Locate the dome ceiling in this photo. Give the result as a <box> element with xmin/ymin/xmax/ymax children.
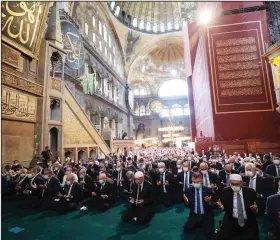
<box><xmin>108</xmin><ymin>1</ymin><xmax>197</xmax><ymax>34</ymax></box>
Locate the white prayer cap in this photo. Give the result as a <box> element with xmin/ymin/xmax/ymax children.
<box><xmin>229</xmin><ymin>174</ymin><xmax>242</xmax><ymax>181</ymax></box>
<box><xmin>134</xmin><ymin>171</ymin><xmax>144</xmax><ymax>178</ymax></box>
<box><xmin>158</xmin><ymin>162</ymin><xmax>165</xmax><ymax>167</ymax></box>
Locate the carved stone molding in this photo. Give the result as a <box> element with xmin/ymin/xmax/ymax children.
<box><xmin>51</xmin><ymin>78</ymin><xmax>61</xmax><ymax>91</ymax></box>
<box><xmin>1</xmin><ymin>44</ymin><xmax>23</xmax><ymax>71</ymax></box>
<box><xmin>64</xmin><ymin>148</ymin><xmax>75</xmax><ymax>153</ymax></box>
<box><xmin>2</xmin><ymin>69</ymin><xmax>43</xmax><ymax>96</ymax></box>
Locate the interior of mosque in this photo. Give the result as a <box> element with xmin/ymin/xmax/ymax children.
<box><xmin>1</xmin><ymin>1</ymin><xmax>280</xmax><ymax>167</ymax></box>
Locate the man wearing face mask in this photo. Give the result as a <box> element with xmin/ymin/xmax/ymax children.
<box><xmin>13</xmin><ymin>168</ymin><xmax>29</xmax><ymax>200</ymax></box>
<box><xmin>172</xmin><ymin>160</ymin><xmax>183</xmax><ymax>178</ymax></box>
<box><xmin>238</xmin><ymin>158</ymin><xmax>250</xmax><ymax>174</ymax></box>
<box><xmin>123</xmin><ymin>171</ymin><xmax>135</xmax><ymax>199</ymax></box>
<box><xmin>242</xmin><ymin>163</ymin><xmax>266</xmax><ymax>215</ymax></box>
<box><xmin>266</xmin><ymin>154</ymin><xmax>280</xmax><ymax>177</ymax></box>
<box><xmin>52</xmin><ymin>163</ymin><xmax>65</xmax><ymax>184</ymax></box>
<box><xmin>54</xmin><ymin>173</ymin><xmax>83</xmax><ymax>214</ymax></box>
<box><xmin>219</xmin><ymin>164</ymin><xmax>237</xmax><ymax>190</ymax></box>
<box><xmin>89</xmin><ymin>173</ymin><xmax>115</xmax><ymax>211</ymax></box>
<box><xmin>176</xmin><ymin>161</ymin><xmax>193</xmax><ymax>201</ymax></box>
<box><xmin>227</xmin><ymin>157</ymin><xmax>241</xmax><ymax>172</ymax></box>
<box><xmin>78</xmin><ymin>169</ymin><xmax>93</xmax><ymax>198</ymax></box>
<box><xmin>61</xmin><ymin>167</ymin><xmax>78</xmax><ymax>187</ymax></box>
<box><xmin>113</xmin><ymin>162</ymin><xmax>127</xmax><ymax>199</ymax></box>
<box><xmin>183</xmin><ymin>173</ymin><xmax>216</xmax><ymax>239</ymax></box>
<box><xmin>20</xmin><ymin>167</ymin><xmax>46</xmax><ymax>209</ymax></box>
<box><xmin>156</xmin><ymin>162</ymin><xmax>175</xmax><ymax>207</ymax></box>
<box><xmin>39</xmin><ymin>169</ymin><xmax>60</xmax><ymax>209</ymax></box>
<box><xmin>199</xmin><ymin>162</ymin><xmax>219</xmax><ymax>195</ymax></box>
<box><xmin>217</xmin><ymin>174</ymin><xmax>259</xmax><ymax>240</ymax></box>
<box><xmin>121</xmin><ymin>171</ymin><xmax>155</xmax><ymax>225</ymax></box>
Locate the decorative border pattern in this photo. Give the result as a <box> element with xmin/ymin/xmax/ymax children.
<box><xmin>1</xmin><ymin>43</ymin><xmax>23</xmax><ymax>70</ymax></box>
<box><xmin>51</xmin><ymin>78</ymin><xmax>61</xmax><ymax>91</ymax></box>
<box><xmin>2</xmin><ymin>69</ymin><xmax>43</xmax><ymax>96</ymax></box>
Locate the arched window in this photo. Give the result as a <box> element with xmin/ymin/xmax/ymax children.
<box><xmin>167</xmin><ymin>22</ymin><xmax>172</xmax><ymax>30</ymax></box>
<box><xmin>174</xmin><ymin>21</ymin><xmax>180</xmax><ymax>30</ymax></box>
<box><xmin>132</xmin><ymin>18</ymin><xmax>138</xmax><ymax>27</ymax></box>
<box><xmin>158</xmin><ymin>79</ymin><xmax>188</xmax><ymax>98</ymax></box>
<box><xmin>171</xmin><ymin>104</ymin><xmax>183</xmax><ymax>116</ymax></box>
<box><xmin>85</xmin><ymin>22</ymin><xmax>88</xmax><ymax>35</ymax></box>
<box><xmin>153</xmin><ymin>24</ymin><xmax>158</xmax><ymax>33</ymax></box>
<box><xmin>99</xmin><ymin>21</ymin><xmax>102</xmax><ymax>35</ymax></box>
<box><xmin>146</xmin><ymin>22</ymin><xmax>151</xmax><ymax>31</ymax></box>
<box><xmin>92</xmin><ymin>16</ymin><xmax>96</xmax><ymax>27</ymax></box>
<box><xmin>160</xmin><ymin>106</ymin><xmax>170</xmax><ymax>118</ymax></box>
<box><xmin>134</xmin><ymin>89</ymin><xmax>139</xmax><ymax>95</ymax></box>
<box><xmin>139</xmin><ymin>20</ymin><xmax>144</xmax><ymax>30</ymax></box>
<box><xmin>160</xmin><ymin>23</ymin><xmax>165</xmax><ymax>32</ymax></box>
<box><xmin>103</xmin><ymin>24</ymin><xmax>107</xmax><ymax>42</ymax></box>
<box><xmin>140</xmin><ymin>105</ymin><xmax>146</xmax><ymax>116</ymax></box>
<box><xmin>115</xmin><ymin>6</ymin><xmax>120</xmax><ymax>16</ymax></box>
<box><xmin>134</xmin><ymin>103</ymin><xmax>139</xmax><ymax>115</ymax></box>
<box><xmin>110</xmin><ymin>2</ymin><xmax>115</xmax><ymax>10</ymax></box>
<box><xmin>184</xmin><ymin>104</ymin><xmax>190</xmax><ymax>115</ymax></box>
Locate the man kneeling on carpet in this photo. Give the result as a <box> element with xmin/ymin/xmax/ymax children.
<box><xmin>54</xmin><ymin>173</ymin><xmax>83</xmax><ymax>214</ymax></box>
<box><xmin>121</xmin><ymin>171</ymin><xmax>155</xmax><ymax>225</ymax></box>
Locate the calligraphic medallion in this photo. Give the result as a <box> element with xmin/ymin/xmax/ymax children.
<box><xmin>1</xmin><ymin>2</ymin><xmax>50</xmax><ymax>58</ymax></box>
<box><xmin>61</xmin><ymin>20</ymin><xmax>85</xmax><ymax>69</ymax></box>
<box><xmin>149</xmin><ymin>100</ymin><xmax>163</xmax><ymax>113</ymax></box>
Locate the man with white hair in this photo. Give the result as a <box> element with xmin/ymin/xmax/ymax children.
<box><xmin>89</xmin><ymin>173</ymin><xmax>115</xmax><ymax>211</ymax></box>
<box><xmin>121</xmin><ymin>171</ymin><xmax>155</xmax><ymax>225</ymax></box>
<box><xmin>156</xmin><ymin>162</ymin><xmax>175</xmax><ymax>207</ymax></box>
<box><xmin>61</xmin><ymin>167</ymin><xmax>78</xmax><ymax>187</ymax></box>
<box><xmin>217</xmin><ymin>174</ymin><xmax>259</xmax><ymax>240</ymax></box>
<box><xmin>242</xmin><ymin>163</ymin><xmax>266</xmax><ymax>215</ymax></box>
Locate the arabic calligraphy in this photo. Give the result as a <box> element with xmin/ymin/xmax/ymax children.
<box><xmin>61</xmin><ymin>21</ymin><xmax>85</xmax><ymax>69</ymax></box>
<box><xmin>1</xmin><ymin>2</ymin><xmax>45</xmax><ymax>52</ymax></box>
<box><xmin>2</xmin><ymin>86</ymin><xmax>37</xmax><ymax>122</ymax></box>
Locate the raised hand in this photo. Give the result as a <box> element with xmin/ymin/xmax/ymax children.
<box><xmin>250</xmin><ymin>202</ymin><xmax>258</xmax><ymax>212</ymax></box>
<box><xmin>217</xmin><ymin>199</ymin><xmax>224</xmax><ymax>209</ymax></box>
<box><xmin>204</xmin><ymin>195</ymin><xmax>212</xmax><ymax>202</ymax></box>
<box><xmin>183</xmin><ymin>194</ymin><xmax>189</xmax><ymax>204</ymax></box>
<box><xmin>130</xmin><ymin>198</ymin><xmax>135</xmax><ymax>204</ymax></box>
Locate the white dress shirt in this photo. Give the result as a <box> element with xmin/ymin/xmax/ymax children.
<box><xmin>249</xmin><ymin>175</ymin><xmax>257</xmax><ymax>191</ymax></box>
<box><xmin>203</xmin><ymin>173</ymin><xmax>211</xmax><ymax>187</ymax></box>
<box><xmin>183</xmin><ymin>171</ymin><xmax>189</xmax><ymax>190</ymax></box>
<box><xmin>233</xmin><ymin>188</ymin><xmax>247</xmax><ymax>220</ymax></box>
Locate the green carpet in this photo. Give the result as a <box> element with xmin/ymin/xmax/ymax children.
<box><xmin>1</xmin><ymin>201</ymin><xmax>268</xmax><ymax>240</ymax></box>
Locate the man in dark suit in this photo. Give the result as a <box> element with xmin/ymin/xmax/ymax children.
<box><xmin>121</xmin><ymin>171</ymin><xmax>155</xmax><ymax>225</ymax></box>
<box><xmin>122</xmin><ymin>171</ymin><xmax>134</xmax><ymax>199</ymax></box>
<box><xmin>217</xmin><ymin>174</ymin><xmax>259</xmax><ymax>240</ymax></box>
<box><xmin>54</xmin><ymin>173</ymin><xmax>83</xmax><ymax>214</ymax></box>
<box><xmin>228</xmin><ymin>157</ymin><xmax>241</xmax><ymax>172</ymax></box>
<box><xmin>199</xmin><ymin>162</ymin><xmax>219</xmax><ymax>196</ymax></box>
<box><xmin>266</xmin><ymin>154</ymin><xmax>280</xmax><ymax>177</ymax></box>
<box><xmin>218</xmin><ymin>164</ymin><xmax>237</xmax><ymax>189</ymax></box>
<box><xmin>78</xmin><ymin>168</ymin><xmax>93</xmax><ymax>198</ymax></box>
<box><xmin>89</xmin><ymin>173</ymin><xmax>115</xmax><ymax>211</ymax></box>
<box><xmin>242</xmin><ymin>163</ymin><xmax>266</xmax><ymax>215</ymax></box>
<box><xmin>155</xmin><ymin>162</ymin><xmax>176</xmax><ymax>207</ymax></box>
<box><xmin>39</xmin><ymin>168</ymin><xmax>60</xmax><ymax>209</ymax></box>
<box><xmin>266</xmin><ymin>193</ymin><xmax>280</xmax><ymax>239</ymax></box>
<box><xmin>183</xmin><ymin>173</ymin><xmax>216</xmax><ymax>239</ymax></box>
<box><xmin>172</xmin><ymin>160</ymin><xmax>183</xmax><ymax>178</ymax></box>
<box><xmin>112</xmin><ymin>161</ymin><xmax>127</xmax><ymax>199</ymax></box>
<box><xmin>52</xmin><ymin>163</ymin><xmax>64</xmax><ymax>184</ymax></box>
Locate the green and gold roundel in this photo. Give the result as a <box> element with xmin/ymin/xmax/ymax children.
<box><xmin>149</xmin><ymin>100</ymin><xmax>163</xmax><ymax>113</ymax></box>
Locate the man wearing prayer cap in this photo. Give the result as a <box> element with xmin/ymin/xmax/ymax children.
<box><xmin>217</xmin><ymin>173</ymin><xmax>259</xmax><ymax>240</ymax></box>
<box><xmin>121</xmin><ymin>171</ymin><xmax>155</xmax><ymax>225</ymax></box>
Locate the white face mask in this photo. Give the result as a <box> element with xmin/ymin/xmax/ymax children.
<box><xmin>20</xmin><ymin>173</ymin><xmax>26</xmax><ymax>177</ymax></box>
<box><xmin>116</xmin><ymin>167</ymin><xmax>121</xmax><ymax>171</ymax></box>
<box><xmin>273</xmin><ymin>159</ymin><xmax>280</xmax><ymax>165</ymax></box>
<box><xmin>177</xmin><ymin>165</ymin><xmax>182</xmax><ymax>169</ymax></box>
<box><xmin>192</xmin><ymin>183</ymin><xmax>202</xmax><ymax>189</ymax></box>
<box><xmin>27</xmin><ymin>174</ymin><xmax>33</xmax><ymax>178</ymax></box>
<box><xmin>99</xmin><ymin>179</ymin><xmax>105</xmax><ymax>184</ymax></box>
<box><xmin>201</xmin><ymin>170</ymin><xmax>208</xmax><ymax>175</ymax></box>
<box><xmin>231</xmin><ymin>186</ymin><xmax>241</xmax><ymax>192</ymax></box>
<box><xmin>158</xmin><ymin>168</ymin><xmax>164</xmax><ymax>173</ymax></box>
<box><xmin>210</xmin><ymin>169</ymin><xmax>216</xmax><ymax>174</ymax></box>
<box><xmin>246</xmin><ymin>171</ymin><xmax>254</xmax><ymax>177</ymax></box>
<box><xmin>43</xmin><ymin>175</ymin><xmax>49</xmax><ymax>179</ymax></box>
<box><xmin>183</xmin><ymin>167</ymin><xmax>189</xmax><ymax>172</ymax></box>
<box><xmin>66</xmin><ymin>181</ymin><xmax>71</xmax><ymax>185</ymax></box>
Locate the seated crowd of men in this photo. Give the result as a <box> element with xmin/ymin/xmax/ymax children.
<box><xmin>1</xmin><ymin>148</ymin><xmax>280</xmax><ymax>240</ymax></box>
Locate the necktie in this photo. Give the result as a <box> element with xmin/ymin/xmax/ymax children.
<box><xmin>204</xmin><ymin>174</ymin><xmax>209</xmax><ymax>187</ymax></box>
<box><xmin>196</xmin><ymin>189</ymin><xmax>201</xmax><ymax>215</ymax></box>
<box><xmin>277</xmin><ymin>167</ymin><xmax>280</xmax><ymax>176</ymax></box>
<box><xmin>226</xmin><ymin>174</ymin><xmax>230</xmax><ymax>186</ymax></box>
<box><xmin>136</xmin><ymin>184</ymin><xmax>140</xmax><ymax>202</ymax></box>
<box><xmin>237</xmin><ymin>192</ymin><xmax>245</xmax><ymax>227</ymax></box>
<box><xmin>184</xmin><ymin>172</ymin><xmax>188</xmax><ymax>191</ymax></box>
<box><xmin>249</xmin><ymin>178</ymin><xmax>253</xmax><ymax>189</ymax></box>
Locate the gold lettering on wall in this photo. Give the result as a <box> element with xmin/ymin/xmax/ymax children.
<box><xmin>216</xmin><ymin>37</ymin><xmax>256</xmax><ymax>47</ymax></box>
<box><xmin>2</xmin><ymin>85</ymin><xmax>37</xmax><ymax>122</ymax></box>
<box><xmin>216</xmin><ymin>45</ymin><xmax>257</xmax><ymax>55</ymax></box>
<box><xmin>219</xmin><ymin>69</ymin><xmax>261</xmax><ymax>80</ymax></box>
<box><xmin>218</xmin><ymin>62</ymin><xmax>259</xmax><ymax>71</ymax></box>
<box><xmin>1</xmin><ymin>2</ymin><xmax>49</xmax><ymax>58</ymax></box>
<box><xmin>1</xmin><ymin>43</ymin><xmax>23</xmax><ymax>70</ymax></box>
<box><xmin>221</xmin><ymin>87</ymin><xmax>263</xmax><ymax>97</ymax></box>
<box><xmin>220</xmin><ymin>79</ymin><xmax>262</xmax><ymax>89</ymax></box>
<box><xmin>217</xmin><ymin>53</ymin><xmax>258</xmax><ymax>63</ymax></box>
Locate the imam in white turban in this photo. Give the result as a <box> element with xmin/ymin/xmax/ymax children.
<box><xmin>229</xmin><ymin>174</ymin><xmax>242</xmax><ymax>181</ymax></box>
<box><xmin>134</xmin><ymin>171</ymin><xmax>144</xmax><ymax>178</ymax></box>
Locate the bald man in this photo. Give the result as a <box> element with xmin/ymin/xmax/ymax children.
<box><xmin>155</xmin><ymin>162</ymin><xmax>176</xmax><ymax>207</ymax></box>
<box><xmin>217</xmin><ymin>174</ymin><xmax>259</xmax><ymax>240</ymax></box>
<box><xmin>54</xmin><ymin>173</ymin><xmax>83</xmax><ymax>214</ymax></box>
<box><xmin>121</xmin><ymin>171</ymin><xmax>155</xmax><ymax>225</ymax></box>
<box><xmin>89</xmin><ymin>173</ymin><xmax>115</xmax><ymax>211</ymax></box>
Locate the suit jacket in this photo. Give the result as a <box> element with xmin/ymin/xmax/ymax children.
<box><xmin>94</xmin><ymin>181</ymin><xmax>115</xmax><ymax>202</ymax></box>
<box><xmin>219</xmin><ymin>170</ymin><xmax>238</xmax><ymax>185</ymax></box>
<box><xmin>55</xmin><ymin>168</ymin><xmax>65</xmax><ymax>183</ymax></box>
<box><xmin>42</xmin><ymin>176</ymin><xmax>60</xmax><ymax>199</ymax></box>
<box><xmin>28</xmin><ymin>174</ymin><xmax>46</xmax><ymax>196</ymax></box>
<box><xmin>266</xmin><ymin>164</ymin><xmax>279</xmax><ymax>177</ymax></box>
<box><xmin>204</xmin><ymin>171</ymin><xmax>219</xmax><ymax>186</ymax></box>
<box><xmin>184</xmin><ymin>186</ymin><xmax>215</xmax><ymax>216</ymax></box>
<box><xmin>177</xmin><ymin>171</ymin><xmax>193</xmax><ymax>186</ymax></box>
<box><xmin>131</xmin><ymin>180</ymin><xmax>154</xmax><ymax>206</ymax></box>
<box><xmin>220</xmin><ymin>186</ymin><xmax>258</xmax><ymax>223</ymax></box>
<box><xmin>266</xmin><ymin>194</ymin><xmax>280</xmax><ymax>217</ymax></box>
<box><xmin>242</xmin><ymin>174</ymin><xmax>265</xmax><ymax>196</ymax></box>
<box><xmin>156</xmin><ymin>171</ymin><xmax>176</xmax><ymax>192</ymax></box>
<box><xmin>62</xmin><ymin>182</ymin><xmax>83</xmax><ymax>203</ymax></box>
<box><xmin>78</xmin><ymin>174</ymin><xmax>93</xmax><ymax>193</ymax></box>
<box><xmin>112</xmin><ymin>170</ymin><xmax>127</xmax><ymax>187</ymax></box>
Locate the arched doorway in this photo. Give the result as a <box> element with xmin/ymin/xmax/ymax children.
<box><xmin>64</xmin><ymin>150</ymin><xmax>74</xmax><ymax>161</ymax></box>
<box><xmin>89</xmin><ymin>149</ymin><xmax>97</xmax><ymax>159</ymax></box>
<box><xmin>78</xmin><ymin>149</ymin><xmax>86</xmax><ymax>161</ymax></box>
<box><xmin>49</xmin><ymin>127</ymin><xmax>59</xmax><ymax>161</ymax></box>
